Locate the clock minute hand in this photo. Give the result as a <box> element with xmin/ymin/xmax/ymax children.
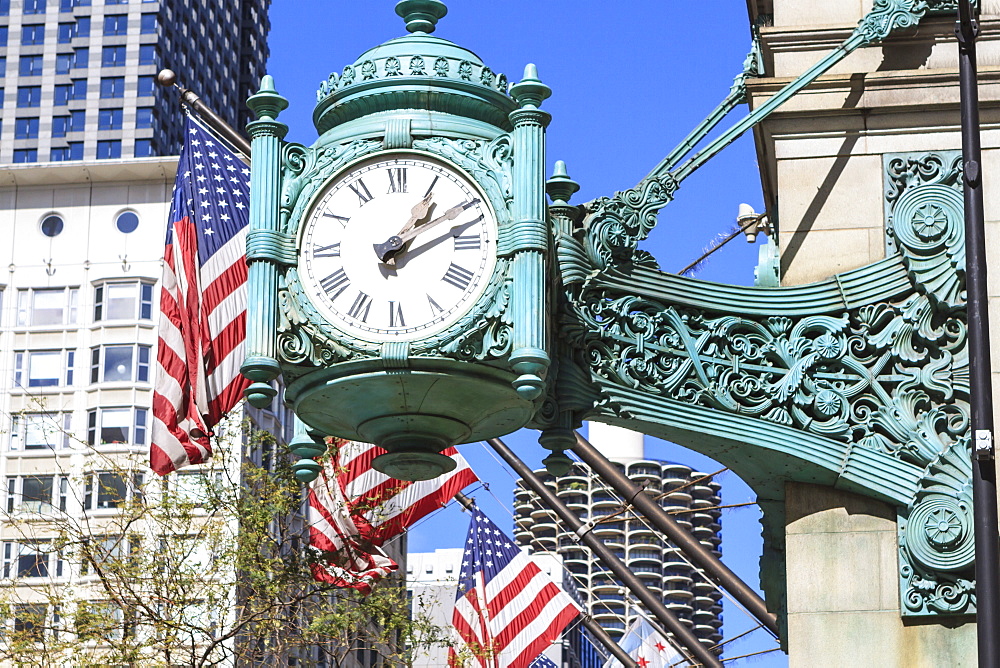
<box><xmin>373</xmin><ymin>198</ymin><xmax>480</xmax><ymax>262</ymax></box>
<box><xmin>399</xmin><ymin>198</ymin><xmax>479</xmax><ymax>243</ymax></box>
<box><xmin>395</xmin><ymin>191</ymin><xmax>434</xmax><ymax>238</ymax></box>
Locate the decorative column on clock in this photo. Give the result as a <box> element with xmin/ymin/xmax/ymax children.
<box><xmin>507</xmin><ymin>64</ymin><xmax>552</xmax><ymax>403</ymax></box>
<box><xmin>538</xmin><ymin>160</ymin><xmax>582</xmax><ymax>475</ymax></box>
<box><xmin>242</xmin><ymin>75</ymin><xmax>289</xmax><ymax>408</ymax></box>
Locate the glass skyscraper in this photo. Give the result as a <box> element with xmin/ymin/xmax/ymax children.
<box><xmin>0</xmin><ymin>0</ymin><xmax>269</xmax><ymax>164</ymax></box>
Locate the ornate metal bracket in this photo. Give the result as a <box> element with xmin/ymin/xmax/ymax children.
<box><xmin>552</xmin><ymin>151</ymin><xmax>973</xmax><ymax>620</ymax></box>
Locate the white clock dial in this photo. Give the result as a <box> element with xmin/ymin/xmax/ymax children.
<box><xmin>299</xmin><ymin>153</ymin><xmax>498</xmax><ymax>343</ymax></box>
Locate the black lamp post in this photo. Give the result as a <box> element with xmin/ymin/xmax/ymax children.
<box><xmin>956</xmin><ymin>2</ymin><xmax>1000</xmax><ymax>665</ymax></box>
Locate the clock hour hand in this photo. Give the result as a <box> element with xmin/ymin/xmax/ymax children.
<box><xmin>373</xmin><ymin>198</ymin><xmax>480</xmax><ymax>262</ymax></box>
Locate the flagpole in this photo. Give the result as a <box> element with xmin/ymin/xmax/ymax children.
<box><xmin>573</xmin><ymin>432</ymin><xmax>779</xmax><ymax>637</ymax></box>
<box><xmin>156</xmin><ymin>68</ymin><xmax>252</xmax><ymax>157</ymax></box>
<box><xmin>487</xmin><ymin>437</ymin><xmax>723</xmax><ymax>668</ymax></box>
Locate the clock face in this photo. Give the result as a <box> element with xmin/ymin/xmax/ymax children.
<box><xmin>299</xmin><ymin>153</ymin><xmax>498</xmax><ymax>343</ymax></box>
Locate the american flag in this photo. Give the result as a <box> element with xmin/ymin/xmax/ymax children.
<box><xmin>150</xmin><ymin>118</ymin><xmax>252</xmax><ymax>476</ymax></box>
<box><xmin>451</xmin><ymin>508</ymin><xmax>582</xmax><ymax>668</ymax></box>
<box><xmin>337</xmin><ymin>440</ymin><xmax>479</xmax><ymax>544</ymax></box>
<box><xmin>309</xmin><ymin>440</ymin><xmax>478</xmax><ymax>592</ymax></box>
<box><xmin>308</xmin><ymin>453</ymin><xmax>399</xmax><ymax>595</ymax></box>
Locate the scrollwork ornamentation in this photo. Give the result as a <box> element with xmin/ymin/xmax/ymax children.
<box><xmin>583</xmin><ymin>174</ymin><xmax>679</xmax><ymax>270</ymax></box>
<box><xmin>898</xmin><ymin>439</ymin><xmax>976</xmax><ymax>616</ymax></box>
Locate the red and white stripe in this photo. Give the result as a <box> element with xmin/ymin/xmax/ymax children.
<box><xmin>337</xmin><ymin>440</ymin><xmax>479</xmax><ymax>544</ymax></box>
<box><xmin>308</xmin><ymin>458</ymin><xmax>398</xmax><ymax>595</ymax></box>
<box><xmin>452</xmin><ymin>553</ymin><xmax>581</xmax><ymax>668</ymax></box>
<box><xmin>308</xmin><ymin>440</ymin><xmax>479</xmax><ymax>591</ymax></box>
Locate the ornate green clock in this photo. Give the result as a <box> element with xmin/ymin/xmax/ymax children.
<box><xmin>297</xmin><ymin>153</ymin><xmax>498</xmax><ymax>342</ymax></box>
<box><xmin>241</xmin><ymin>0</ymin><xmax>557</xmax><ymax>481</ymax></box>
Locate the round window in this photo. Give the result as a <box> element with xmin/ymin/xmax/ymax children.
<box><xmin>40</xmin><ymin>215</ymin><xmax>64</xmax><ymax>237</ymax></box>
<box><xmin>116</xmin><ymin>211</ymin><xmax>139</xmax><ymax>234</ymax></box>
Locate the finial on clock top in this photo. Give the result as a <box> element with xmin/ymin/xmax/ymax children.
<box><xmin>395</xmin><ymin>0</ymin><xmax>448</xmax><ymax>34</ymax></box>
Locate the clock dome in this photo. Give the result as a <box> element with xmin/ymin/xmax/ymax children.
<box><xmin>313</xmin><ymin>0</ymin><xmax>517</xmax><ymax>137</ymax></box>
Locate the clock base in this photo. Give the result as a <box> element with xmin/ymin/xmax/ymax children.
<box><xmin>285</xmin><ymin>358</ymin><xmax>537</xmax><ymax>481</ymax></box>
<box><xmin>372</xmin><ymin>450</ymin><xmax>457</xmax><ymax>481</ymax></box>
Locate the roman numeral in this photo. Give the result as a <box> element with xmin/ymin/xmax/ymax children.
<box><xmin>423</xmin><ymin>174</ymin><xmax>439</xmax><ymax>197</ymax></box>
<box><xmin>389</xmin><ymin>301</ymin><xmax>405</xmax><ymax>327</ymax></box>
<box><xmin>314</xmin><ymin>242</ymin><xmax>341</xmax><ymax>258</ymax></box>
<box><xmin>347</xmin><ymin>292</ymin><xmax>372</xmax><ymax>322</ymax></box>
<box><xmin>427</xmin><ymin>293</ymin><xmax>444</xmax><ymax>315</ymax></box>
<box><xmin>442</xmin><ymin>263</ymin><xmax>474</xmax><ymax>291</ymax></box>
<box><xmin>387</xmin><ymin>167</ymin><xmax>407</xmax><ymax>194</ymax></box>
<box><xmin>349</xmin><ymin>179</ymin><xmax>373</xmax><ymax>205</ymax></box>
<box><xmin>453</xmin><ymin>234</ymin><xmax>481</xmax><ymax>251</ymax></box>
<box><xmin>320</xmin><ymin>268</ymin><xmax>350</xmax><ymax>299</ymax></box>
<box><xmin>322</xmin><ymin>210</ymin><xmax>349</xmax><ymax>226</ymax></box>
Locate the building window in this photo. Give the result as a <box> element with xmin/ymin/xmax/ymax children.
<box><xmin>102</xmin><ymin>44</ymin><xmax>125</xmax><ymax>67</ymax></box>
<box><xmin>13</xmin><ymin>350</ymin><xmax>75</xmax><ymax>388</ymax></box>
<box><xmin>16</xmin><ymin>287</ymin><xmax>78</xmax><ymax>326</ymax></box>
<box><xmin>57</xmin><ymin>22</ymin><xmax>73</xmax><ymax>42</ymax></box>
<box><xmin>18</xmin><ymin>54</ymin><xmax>43</xmax><ymax>77</ymax></box>
<box><xmin>14</xmin><ymin>117</ymin><xmax>39</xmax><ymax>139</ymax></box>
<box><xmin>136</xmin><ymin>107</ymin><xmax>154</xmax><ymax>129</ymax></box>
<box><xmin>0</xmin><ymin>0</ymin><xmax>8</xmax><ymax>15</ymax></box>
<box><xmin>50</xmin><ymin>142</ymin><xmax>83</xmax><ymax>161</ymax></box>
<box><xmin>54</xmin><ymin>80</ymin><xmax>87</xmax><ymax>105</ymax></box>
<box><xmin>103</xmin><ymin>14</ymin><xmax>127</xmax><ymax>36</ymax></box>
<box><xmin>134</xmin><ymin>139</ymin><xmax>154</xmax><ymax>157</ymax></box>
<box><xmin>13</xmin><ymin>603</ymin><xmax>48</xmax><ymax>641</ymax></box>
<box><xmin>90</xmin><ymin>344</ymin><xmax>151</xmax><ymax>383</ymax></box>
<box><xmin>0</xmin><ymin>26</ymin><xmax>7</xmax><ymax>47</ymax></box>
<box><xmin>80</xmin><ymin>537</ymin><xmax>131</xmax><ymax>577</ymax></box>
<box><xmin>137</xmin><ymin>75</ymin><xmax>155</xmax><ymax>97</ymax></box>
<box><xmin>40</xmin><ymin>215</ymin><xmax>65</xmax><ymax>237</ymax></box>
<box><xmin>87</xmin><ymin>407</ymin><xmax>147</xmax><ymax>446</ymax></box>
<box><xmin>55</xmin><ymin>53</ymin><xmax>72</xmax><ymax>74</ymax></box>
<box><xmin>140</xmin><ymin>12</ymin><xmax>157</xmax><ymax>33</ymax></box>
<box><xmin>83</xmin><ymin>472</ymin><xmax>140</xmax><ymax>510</ymax></box>
<box><xmin>10</xmin><ymin>413</ymin><xmax>71</xmax><ymax>451</ymax></box>
<box><xmin>73</xmin><ymin>46</ymin><xmax>88</xmax><ymax>67</ymax></box>
<box><xmin>21</xmin><ymin>24</ymin><xmax>45</xmax><ymax>45</ymax></box>
<box><xmin>0</xmin><ymin>55</ymin><xmax>7</xmax><ymax>75</ymax></box>
<box><xmin>97</xmin><ymin>140</ymin><xmax>121</xmax><ymax>159</ymax></box>
<box><xmin>98</xmin><ymin>107</ymin><xmax>122</xmax><ymax>130</ymax></box>
<box><xmin>138</xmin><ymin>44</ymin><xmax>157</xmax><ymax>66</ymax></box>
<box><xmin>3</xmin><ymin>544</ymin><xmax>53</xmax><ymax>580</ymax></box>
<box><xmin>114</xmin><ymin>211</ymin><xmax>141</xmax><ymax>235</ymax></box>
<box><xmin>17</xmin><ymin>86</ymin><xmax>41</xmax><ymax>107</ymax></box>
<box><xmin>52</xmin><ymin>110</ymin><xmax>84</xmax><ymax>136</ymax></box>
<box><xmin>5</xmin><ymin>475</ymin><xmax>57</xmax><ymax>514</ymax></box>
<box><xmin>13</xmin><ymin>149</ymin><xmax>37</xmax><ymax>163</ymax></box>
<box><xmin>94</xmin><ymin>281</ymin><xmax>152</xmax><ymax>320</ymax></box>
<box><xmin>24</xmin><ymin>0</ymin><xmax>46</xmax><ymax>14</ymax></box>
<box><xmin>99</xmin><ymin>76</ymin><xmax>124</xmax><ymax>98</ymax></box>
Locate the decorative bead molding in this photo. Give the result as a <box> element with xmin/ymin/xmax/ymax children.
<box><xmin>317</xmin><ymin>53</ymin><xmax>509</xmax><ymax>102</ymax></box>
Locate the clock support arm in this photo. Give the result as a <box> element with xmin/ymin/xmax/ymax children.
<box><xmin>242</xmin><ymin>75</ymin><xmax>289</xmax><ymax>407</ymax></box>
<box><xmin>585</xmin><ymin>1</ymin><xmax>944</xmax><ymax>272</ymax></box>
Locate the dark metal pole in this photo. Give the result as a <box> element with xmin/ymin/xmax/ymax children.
<box><xmin>453</xmin><ymin>491</ymin><xmax>639</xmax><ymax>667</ymax></box>
<box><xmin>487</xmin><ymin>438</ymin><xmax>723</xmax><ymax>668</ymax></box>
<box><xmin>156</xmin><ymin>69</ymin><xmax>252</xmax><ymax>157</ymax></box>
<box><xmin>580</xmin><ymin>615</ymin><xmax>640</xmax><ymax>668</ymax></box>
<box><xmin>957</xmin><ymin>3</ymin><xmax>1000</xmax><ymax>666</ymax></box>
<box><xmin>572</xmin><ymin>433</ymin><xmax>779</xmax><ymax>637</ymax></box>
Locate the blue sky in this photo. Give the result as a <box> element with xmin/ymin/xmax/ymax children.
<box><xmin>267</xmin><ymin>1</ymin><xmax>784</xmax><ymax>665</ymax></box>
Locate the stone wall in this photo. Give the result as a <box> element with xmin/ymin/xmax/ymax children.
<box><xmin>747</xmin><ymin>3</ymin><xmax>995</xmax><ymax>664</ymax></box>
